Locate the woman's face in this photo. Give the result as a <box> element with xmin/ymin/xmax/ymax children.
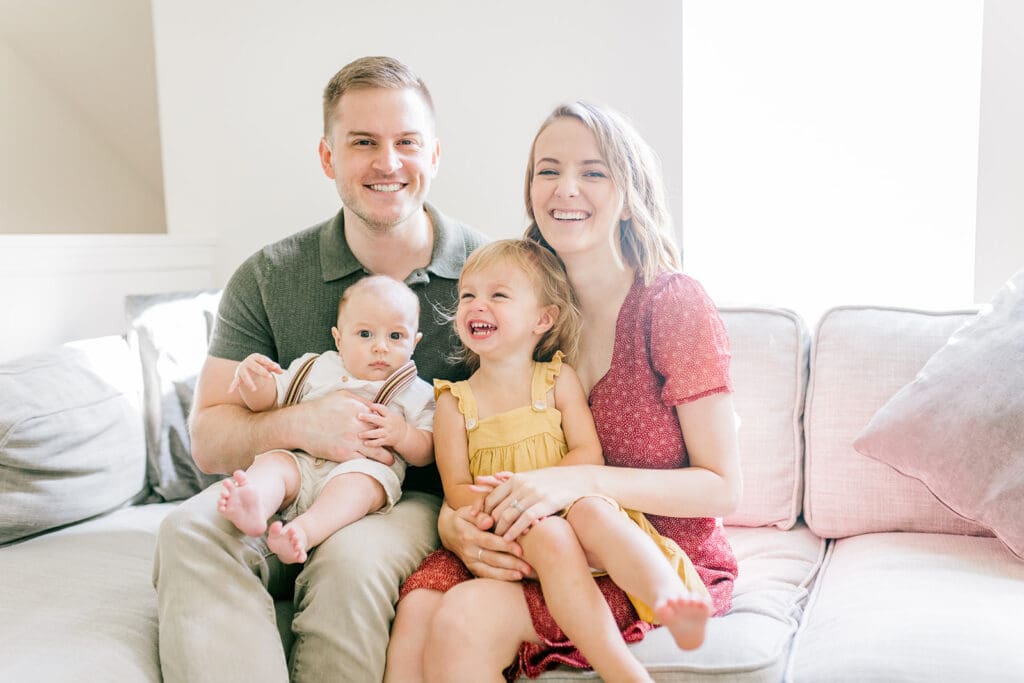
<box><xmin>529</xmin><ymin>118</ymin><xmax>629</xmax><ymax>262</ymax></box>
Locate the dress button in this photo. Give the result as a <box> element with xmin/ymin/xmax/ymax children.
<box><xmin>465</xmin><ymin>418</ymin><xmax>477</xmax><ymax>429</ymax></box>
<box><xmin>533</xmin><ymin>400</ymin><xmax>546</xmax><ymax>411</ymax></box>
<box><xmin>341</xmin><ymin>376</ymin><xmax>349</xmax><ymax>382</ymax></box>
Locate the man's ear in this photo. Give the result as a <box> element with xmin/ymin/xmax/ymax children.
<box><xmin>430</xmin><ymin>138</ymin><xmax>441</xmax><ymax>177</ymax></box>
<box><xmin>533</xmin><ymin>305</ymin><xmax>558</xmax><ymax>335</ymax></box>
<box><xmin>319</xmin><ymin>137</ymin><xmax>336</xmax><ymax>179</ymax></box>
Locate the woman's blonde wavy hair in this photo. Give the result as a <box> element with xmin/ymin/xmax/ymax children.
<box><xmin>451</xmin><ymin>239</ymin><xmax>581</xmax><ymax>372</ymax></box>
<box><xmin>524</xmin><ymin>101</ymin><xmax>680</xmax><ymax>283</ymax></box>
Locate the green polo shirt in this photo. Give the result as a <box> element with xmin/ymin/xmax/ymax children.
<box><xmin>208</xmin><ymin>204</ymin><xmax>489</xmax><ymax>492</ymax></box>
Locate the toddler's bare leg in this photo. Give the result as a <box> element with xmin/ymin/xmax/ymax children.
<box><xmin>568</xmin><ymin>497</ymin><xmax>711</xmax><ymax>650</ymax></box>
<box><xmin>267</xmin><ymin>472</ymin><xmax>386</xmax><ymax>564</ymax></box>
<box><xmin>384</xmin><ymin>588</ymin><xmax>443</xmax><ymax>683</ymax></box>
<box><xmin>217</xmin><ymin>451</ymin><xmax>299</xmax><ymax>536</ymax></box>
<box><xmin>520</xmin><ymin>517</ymin><xmax>653</xmax><ymax>683</ymax></box>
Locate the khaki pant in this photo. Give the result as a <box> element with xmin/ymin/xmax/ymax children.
<box><xmin>153</xmin><ymin>482</ymin><xmax>440</xmax><ymax>683</ymax></box>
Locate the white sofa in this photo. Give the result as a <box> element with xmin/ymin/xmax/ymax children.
<box><xmin>1</xmin><ymin>295</ymin><xmax>1021</xmax><ymax>682</ymax></box>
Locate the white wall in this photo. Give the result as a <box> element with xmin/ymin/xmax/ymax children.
<box><xmin>682</xmin><ymin>1</ymin><xmax>984</xmax><ymax>325</ymax></box>
<box><xmin>150</xmin><ymin>0</ymin><xmax>684</xmax><ymax>284</ymax></box>
<box><xmin>975</xmin><ymin>0</ymin><xmax>1024</xmax><ymax>299</ymax></box>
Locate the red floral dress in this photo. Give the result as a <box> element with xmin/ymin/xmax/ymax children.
<box><xmin>400</xmin><ymin>271</ymin><xmax>737</xmax><ymax>680</ymax></box>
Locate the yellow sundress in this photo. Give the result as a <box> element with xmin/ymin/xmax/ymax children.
<box><xmin>434</xmin><ymin>351</ymin><xmax>710</xmax><ymax>623</ymax></box>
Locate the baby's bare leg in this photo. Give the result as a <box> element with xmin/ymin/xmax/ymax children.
<box><xmin>267</xmin><ymin>472</ymin><xmax>386</xmax><ymax>564</ymax></box>
<box><xmin>520</xmin><ymin>517</ymin><xmax>653</xmax><ymax>683</ymax></box>
<box><xmin>217</xmin><ymin>450</ymin><xmax>299</xmax><ymax>536</ymax></box>
<box><xmin>568</xmin><ymin>497</ymin><xmax>710</xmax><ymax>650</ymax></box>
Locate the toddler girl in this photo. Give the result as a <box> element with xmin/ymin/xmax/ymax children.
<box><xmin>385</xmin><ymin>240</ymin><xmax>711</xmax><ymax>683</ymax></box>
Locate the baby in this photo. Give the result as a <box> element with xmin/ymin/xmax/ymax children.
<box><xmin>217</xmin><ymin>275</ymin><xmax>434</xmax><ymax>563</ymax></box>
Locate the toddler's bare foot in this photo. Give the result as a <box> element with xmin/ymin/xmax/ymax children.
<box><xmin>654</xmin><ymin>594</ymin><xmax>712</xmax><ymax>650</ymax></box>
<box><xmin>217</xmin><ymin>470</ymin><xmax>269</xmax><ymax>536</ymax></box>
<box><xmin>267</xmin><ymin>521</ymin><xmax>309</xmax><ymax>564</ymax></box>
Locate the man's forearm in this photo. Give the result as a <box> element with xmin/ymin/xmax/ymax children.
<box><xmin>190</xmin><ymin>403</ymin><xmax>290</xmax><ymax>474</ymax></box>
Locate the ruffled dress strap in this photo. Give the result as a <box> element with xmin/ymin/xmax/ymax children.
<box><xmin>433</xmin><ymin>378</ymin><xmax>481</xmax><ymax>431</ymax></box>
<box><xmin>530</xmin><ymin>350</ymin><xmax>564</xmax><ymax>412</ymax></box>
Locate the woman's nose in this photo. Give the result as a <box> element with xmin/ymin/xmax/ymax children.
<box><xmin>555</xmin><ymin>175</ymin><xmax>579</xmax><ymax>198</ymax></box>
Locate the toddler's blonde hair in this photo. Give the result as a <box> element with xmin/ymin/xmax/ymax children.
<box><xmin>453</xmin><ymin>239</ymin><xmax>581</xmax><ymax>371</ymax></box>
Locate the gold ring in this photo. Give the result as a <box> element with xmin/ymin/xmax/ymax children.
<box><xmin>477</xmin><ymin>548</ymin><xmax>483</xmax><ymax>561</ymax></box>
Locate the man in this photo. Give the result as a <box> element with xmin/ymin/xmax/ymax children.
<box><xmin>154</xmin><ymin>56</ymin><xmax>487</xmax><ymax>682</ymax></box>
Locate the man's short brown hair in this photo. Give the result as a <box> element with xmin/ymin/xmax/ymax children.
<box><xmin>322</xmin><ymin>56</ymin><xmax>435</xmax><ymax>136</ymax></box>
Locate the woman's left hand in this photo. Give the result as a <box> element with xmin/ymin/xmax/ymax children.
<box><xmin>475</xmin><ymin>468</ymin><xmax>592</xmax><ymax>540</ymax></box>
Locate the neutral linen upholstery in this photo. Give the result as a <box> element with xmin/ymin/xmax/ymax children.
<box><xmin>127</xmin><ymin>290</ymin><xmax>222</xmax><ymax>502</ymax></box>
<box><xmin>0</xmin><ymin>336</ymin><xmax>146</xmax><ymax>544</ymax></box>
<box><xmin>854</xmin><ymin>270</ymin><xmax>1024</xmax><ymax>559</ymax></box>
<box><xmin>788</xmin><ymin>533</ymin><xmax>1024</xmax><ymax>682</ymax></box>
<box><xmin>719</xmin><ymin>308</ymin><xmax>809</xmax><ymax>529</ymax></box>
<box><xmin>803</xmin><ymin>306</ymin><xmax>992</xmax><ymax>538</ymax></box>
<box><xmin>518</xmin><ymin>524</ymin><xmax>825</xmax><ymax>682</ymax></box>
<box><xmin>0</xmin><ymin>504</ymin><xmax>175</xmax><ymax>681</ymax></box>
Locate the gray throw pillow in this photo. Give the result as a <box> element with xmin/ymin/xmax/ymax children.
<box><xmin>127</xmin><ymin>290</ymin><xmax>222</xmax><ymax>502</ymax></box>
<box><xmin>0</xmin><ymin>336</ymin><xmax>147</xmax><ymax>544</ymax></box>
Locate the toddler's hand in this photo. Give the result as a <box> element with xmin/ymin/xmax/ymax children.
<box><xmin>228</xmin><ymin>353</ymin><xmax>282</xmax><ymax>394</ymax></box>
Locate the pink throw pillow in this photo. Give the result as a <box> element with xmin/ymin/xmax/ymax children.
<box><xmin>853</xmin><ymin>269</ymin><xmax>1024</xmax><ymax>560</ymax></box>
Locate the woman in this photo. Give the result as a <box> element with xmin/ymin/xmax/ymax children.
<box><xmin>413</xmin><ymin>101</ymin><xmax>742</xmax><ymax>682</ymax></box>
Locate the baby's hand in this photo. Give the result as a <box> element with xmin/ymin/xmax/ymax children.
<box><xmin>228</xmin><ymin>353</ymin><xmax>283</xmax><ymax>394</ymax></box>
<box><xmin>357</xmin><ymin>403</ymin><xmax>409</xmax><ymax>448</ymax></box>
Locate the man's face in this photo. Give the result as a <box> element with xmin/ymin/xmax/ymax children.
<box><xmin>319</xmin><ymin>87</ymin><xmax>440</xmax><ymax>233</ymax></box>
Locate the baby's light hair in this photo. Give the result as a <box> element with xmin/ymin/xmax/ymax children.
<box><xmin>338</xmin><ymin>275</ymin><xmax>420</xmax><ymax>329</ymax></box>
<box><xmin>453</xmin><ymin>239</ymin><xmax>581</xmax><ymax>371</ymax></box>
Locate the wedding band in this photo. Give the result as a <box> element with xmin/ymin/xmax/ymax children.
<box><xmin>477</xmin><ymin>548</ymin><xmax>483</xmax><ymax>561</ymax></box>
<box><xmin>511</xmin><ymin>499</ymin><xmax>523</xmax><ymax>511</ymax></box>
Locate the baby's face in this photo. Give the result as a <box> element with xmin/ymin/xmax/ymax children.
<box><xmin>332</xmin><ymin>289</ymin><xmax>421</xmax><ymax>381</ymax></box>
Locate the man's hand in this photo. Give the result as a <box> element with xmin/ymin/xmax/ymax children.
<box><xmin>292</xmin><ymin>390</ymin><xmax>385</xmax><ymax>463</ymax></box>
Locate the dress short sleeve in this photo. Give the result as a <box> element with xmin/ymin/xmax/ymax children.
<box><xmin>649</xmin><ymin>273</ymin><xmax>732</xmax><ymax>406</ymax></box>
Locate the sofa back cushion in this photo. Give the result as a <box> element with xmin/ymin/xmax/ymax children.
<box><xmin>127</xmin><ymin>290</ymin><xmax>223</xmax><ymax>502</ymax></box>
<box><xmin>719</xmin><ymin>307</ymin><xmax>809</xmax><ymax>529</ymax></box>
<box><xmin>0</xmin><ymin>336</ymin><xmax>147</xmax><ymax>544</ymax></box>
<box><xmin>803</xmin><ymin>306</ymin><xmax>992</xmax><ymax>538</ymax></box>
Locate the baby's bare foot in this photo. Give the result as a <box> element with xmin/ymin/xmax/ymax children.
<box><xmin>267</xmin><ymin>521</ymin><xmax>309</xmax><ymax>564</ymax></box>
<box><xmin>654</xmin><ymin>594</ymin><xmax>712</xmax><ymax>650</ymax></box>
<box><xmin>217</xmin><ymin>470</ymin><xmax>269</xmax><ymax>536</ymax></box>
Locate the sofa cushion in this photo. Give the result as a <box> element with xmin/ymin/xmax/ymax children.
<box><xmin>803</xmin><ymin>306</ymin><xmax>991</xmax><ymax>538</ymax></box>
<box><xmin>787</xmin><ymin>532</ymin><xmax>1024</xmax><ymax>682</ymax></box>
<box><xmin>719</xmin><ymin>308</ymin><xmax>809</xmax><ymax>529</ymax></box>
<box><xmin>0</xmin><ymin>336</ymin><xmax>146</xmax><ymax>545</ymax></box>
<box><xmin>853</xmin><ymin>270</ymin><xmax>1024</xmax><ymax>559</ymax></box>
<box><xmin>518</xmin><ymin>523</ymin><xmax>825</xmax><ymax>681</ymax></box>
<box><xmin>0</xmin><ymin>503</ymin><xmax>175</xmax><ymax>681</ymax></box>
<box><xmin>127</xmin><ymin>290</ymin><xmax>222</xmax><ymax>502</ymax></box>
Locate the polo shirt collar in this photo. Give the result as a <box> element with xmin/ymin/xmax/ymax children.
<box><xmin>319</xmin><ymin>203</ymin><xmax>466</xmax><ymax>282</ymax></box>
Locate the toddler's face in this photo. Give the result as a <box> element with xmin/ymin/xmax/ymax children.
<box><xmin>456</xmin><ymin>262</ymin><xmax>551</xmax><ymax>359</ymax></box>
<box><xmin>332</xmin><ymin>289</ymin><xmax>421</xmax><ymax>381</ymax></box>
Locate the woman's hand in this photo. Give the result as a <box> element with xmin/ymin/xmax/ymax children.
<box><xmin>477</xmin><ymin>467</ymin><xmax>595</xmax><ymax>541</ymax></box>
<box><xmin>437</xmin><ymin>504</ymin><xmax>534</xmax><ymax>581</ymax></box>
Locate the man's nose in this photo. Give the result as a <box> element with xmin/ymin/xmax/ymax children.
<box><xmin>373</xmin><ymin>145</ymin><xmax>402</xmax><ymax>174</ymax></box>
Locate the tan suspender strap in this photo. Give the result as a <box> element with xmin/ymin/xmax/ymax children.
<box><xmin>283</xmin><ymin>354</ymin><xmax>320</xmax><ymax>407</ymax></box>
<box><xmin>374</xmin><ymin>360</ymin><xmax>418</xmax><ymax>407</ymax></box>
